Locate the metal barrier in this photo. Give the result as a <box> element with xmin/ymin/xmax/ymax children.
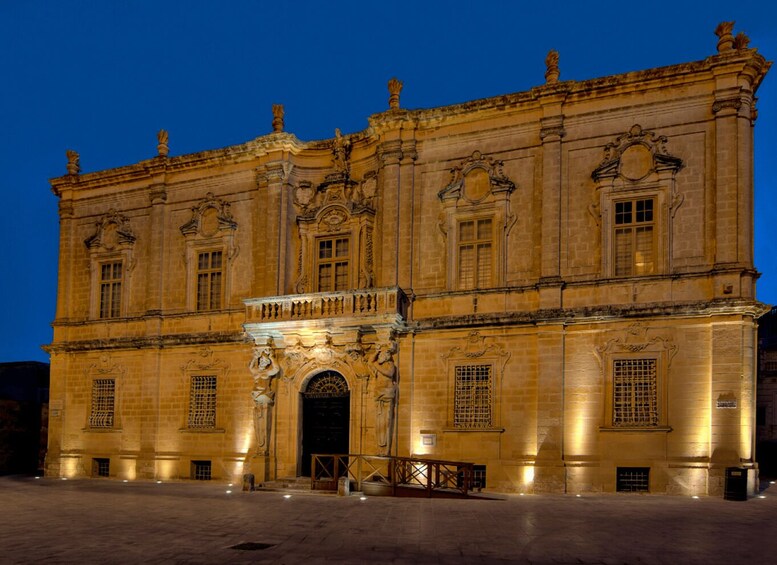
<box><xmin>311</xmin><ymin>454</ymin><xmax>475</xmax><ymax>498</ymax></box>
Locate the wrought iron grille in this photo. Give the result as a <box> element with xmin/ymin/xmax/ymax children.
<box><xmin>454</xmin><ymin>365</ymin><xmax>492</xmax><ymax>428</ymax></box>
<box><xmin>191</xmin><ymin>460</ymin><xmax>212</xmax><ymax>480</ymax></box>
<box><xmin>616</xmin><ymin>467</ymin><xmax>650</xmax><ymax>492</ymax></box>
<box><xmin>612</xmin><ymin>358</ymin><xmax>657</xmax><ymax>426</ymax></box>
<box><xmin>89</xmin><ymin>378</ymin><xmax>115</xmax><ymax>428</ymax></box>
<box><xmin>188</xmin><ymin>375</ymin><xmax>217</xmax><ymax>428</ymax></box>
<box><xmin>92</xmin><ymin>458</ymin><xmax>110</xmax><ymax>477</ymax></box>
<box><xmin>304</xmin><ymin>371</ymin><xmax>349</xmax><ymax>398</ymax></box>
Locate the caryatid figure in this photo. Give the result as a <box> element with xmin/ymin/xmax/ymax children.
<box><xmin>249</xmin><ymin>346</ymin><xmax>280</xmax><ymax>454</ymax></box>
<box><xmin>370</xmin><ymin>342</ymin><xmax>398</xmax><ymax>455</ymax></box>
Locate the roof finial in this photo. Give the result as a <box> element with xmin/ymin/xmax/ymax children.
<box><xmin>157</xmin><ymin>129</ymin><xmax>169</xmax><ymax>157</ymax></box>
<box><xmin>715</xmin><ymin>21</ymin><xmax>735</xmax><ymax>53</ymax></box>
<box><xmin>545</xmin><ymin>50</ymin><xmax>560</xmax><ymax>84</ymax></box>
<box><xmin>66</xmin><ymin>149</ymin><xmax>80</xmax><ymax>175</ymax></box>
<box><xmin>272</xmin><ymin>104</ymin><xmax>284</xmax><ymax>132</ymax></box>
<box><xmin>388</xmin><ymin>77</ymin><xmax>403</xmax><ymax>109</ymax></box>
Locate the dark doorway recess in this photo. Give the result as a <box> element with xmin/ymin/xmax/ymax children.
<box><xmin>301</xmin><ymin>371</ymin><xmax>350</xmax><ymax>477</ymax></box>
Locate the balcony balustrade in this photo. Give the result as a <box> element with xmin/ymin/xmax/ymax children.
<box><xmin>245</xmin><ymin>287</ymin><xmax>407</xmax><ymax>324</ymax></box>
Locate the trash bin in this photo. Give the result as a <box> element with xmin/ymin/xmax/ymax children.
<box><xmin>723</xmin><ymin>467</ymin><xmax>748</xmax><ymax>501</ymax></box>
<box><xmin>242</xmin><ymin>473</ymin><xmax>255</xmax><ymax>491</ymax></box>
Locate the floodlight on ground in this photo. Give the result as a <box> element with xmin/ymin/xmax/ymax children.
<box><xmin>226</xmin><ymin>490</ymin><xmax>232</xmax><ymax>494</ymax></box>
<box><xmin>360</xmin><ymin>496</ymin><xmax>367</xmax><ymax>501</ymax></box>
<box><xmin>692</xmin><ymin>495</ymin><xmax>699</xmax><ymax>499</ymax></box>
<box><xmin>759</xmin><ymin>495</ymin><xmax>766</xmax><ymax>499</ymax></box>
<box><xmin>283</xmin><ymin>494</ymin><xmax>292</xmax><ymax>499</ymax></box>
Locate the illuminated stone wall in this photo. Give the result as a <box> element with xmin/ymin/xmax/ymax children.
<box><xmin>47</xmin><ymin>25</ymin><xmax>770</xmax><ymax>494</ymax></box>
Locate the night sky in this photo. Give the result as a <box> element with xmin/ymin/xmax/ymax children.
<box><xmin>1</xmin><ymin>1</ymin><xmax>774</xmax><ymax>363</ymax></box>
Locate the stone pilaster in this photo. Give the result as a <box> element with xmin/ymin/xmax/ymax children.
<box><xmin>537</xmin><ymin>93</ymin><xmax>567</xmax><ymax>309</ymax></box>
<box><xmin>533</xmin><ymin>322</ymin><xmax>566</xmax><ymax>492</ymax></box>
<box><xmin>377</xmin><ymin>138</ymin><xmax>403</xmax><ymax>287</ymax></box>
<box><xmin>145</xmin><ymin>180</ymin><xmax>167</xmax><ymax>314</ymax></box>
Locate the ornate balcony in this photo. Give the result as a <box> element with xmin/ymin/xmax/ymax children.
<box><xmin>244</xmin><ymin>287</ymin><xmax>408</xmax><ymax>328</ymax></box>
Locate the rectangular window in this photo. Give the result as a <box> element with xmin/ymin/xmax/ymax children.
<box><xmin>616</xmin><ymin>467</ymin><xmax>650</xmax><ymax>492</ymax></box>
<box><xmin>99</xmin><ymin>261</ymin><xmax>123</xmax><ymax>318</ymax></box>
<box><xmin>196</xmin><ymin>251</ymin><xmax>223</xmax><ymax>311</ymax></box>
<box><xmin>191</xmin><ymin>460</ymin><xmax>212</xmax><ymax>480</ymax></box>
<box><xmin>188</xmin><ymin>375</ymin><xmax>217</xmax><ymax>429</ymax></box>
<box><xmin>458</xmin><ymin>219</ymin><xmax>492</xmax><ymax>289</ymax></box>
<box><xmin>454</xmin><ymin>365</ymin><xmax>492</xmax><ymax>428</ymax></box>
<box><xmin>612</xmin><ymin>359</ymin><xmax>658</xmax><ymax>427</ymax></box>
<box><xmin>317</xmin><ymin>237</ymin><xmax>349</xmax><ymax>292</ymax></box>
<box><xmin>614</xmin><ymin>198</ymin><xmax>655</xmax><ymax>276</ymax></box>
<box><xmin>92</xmin><ymin>458</ymin><xmax>110</xmax><ymax>477</ymax></box>
<box><xmin>89</xmin><ymin>378</ymin><xmax>115</xmax><ymax>428</ymax></box>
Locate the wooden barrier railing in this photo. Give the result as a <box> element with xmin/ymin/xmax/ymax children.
<box><xmin>311</xmin><ymin>454</ymin><xmax>475</xmax><ymax>498</ymax></box>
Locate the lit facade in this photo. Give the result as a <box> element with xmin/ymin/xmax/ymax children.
<box><xmin>46</xmin><ymin>25</ymin><xmax>770</xmax><ymax>494</ymax></box>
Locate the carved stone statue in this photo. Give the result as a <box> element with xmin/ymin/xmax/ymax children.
<box><xmin>332</xmin><ymin>128</ymin><xmax>351</xmax><ymax>175</ymax></box>
<box><xmin>272</xmin><ymin>104</ymin><xmax>284</xmax><ymax>132</ymax></box>
<box><xmin>545</xmin><ymin>50</ymin><xmax>560</xmax><ymax>84</ymax></box>
<box><xmin>370</xmin><ymin>342</ymin><xmax>398</xmax><ymax>455</ymax></box>
<box><xmin>66</xmin><ymin>149</ymin><xmax>80</xmax><ymax>175</ymax></box>
<box><xmin>388</xmin><ymin>77</ymin><xmax>403</xmax><ymax>109</ymax></box>
<box><xmin>157</xmin><ymin>129</ymin><xmax>169</xmax><ymax>157</ymax></box>
<box><xmin>715</xmin><ymin>21</ymin><xmax>735</xmax><ymax>53</ymax></box>
<box><xmin>249</xmin><ymin>345</ymin><xmax>280</xmax><ymax>454</ymax></box>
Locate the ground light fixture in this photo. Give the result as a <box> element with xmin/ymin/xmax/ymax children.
<box><xmin>283</xmin><ymin>494</ymin><xmax>292</xmax><ymax>499</ymax></box>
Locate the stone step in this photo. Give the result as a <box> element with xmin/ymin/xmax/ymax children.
<box><xmin>256</xmin><ymin>477</ymin><xmax>314</xmax><ymax>492</ymax></box>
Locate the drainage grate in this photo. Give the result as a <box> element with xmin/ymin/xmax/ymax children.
<box><xmin>230</xmin><ymin>542</ymin><xmax>275</xmax><ymax>551</ymax></box>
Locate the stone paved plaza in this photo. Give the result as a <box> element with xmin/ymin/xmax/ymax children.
<box><xmin>1</xmin><ymin>475</ymin><xmax>775</xmax><ymax>564</ymax></box>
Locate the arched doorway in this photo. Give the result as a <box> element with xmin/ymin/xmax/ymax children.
<box><xmin>300</xmin><ymin>371</ymin><xmax>350</xmax><ymax>476</ymax></box>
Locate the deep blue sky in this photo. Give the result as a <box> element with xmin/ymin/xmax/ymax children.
<box><xmin>1</xmin><ymin>1</ymin><xmax>774</xmax><ymax>363</ymax></box>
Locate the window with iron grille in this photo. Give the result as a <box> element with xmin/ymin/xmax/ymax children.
<box><xmin>454</xmin><ymin>365</ymin><xmax>492</xmax><ymax>428</ymax></box>
<box><xmin>612</xmin><ymin>359</ymin><xmax>658</xmax><ymax>427</ymax></box>
<box><xmin>92</xmin><ymin>458</ymin><xmax>110</xmax><ymax>477</ymax></box>
<box><xmin>316</xmin><ymin>237</ymin><xmax>350</xmax><ymax>292</ymax></box>
<box><xmin>616</xmin><ymin>467</ymin><xmax>650</xmax><ymax>492</ymax></box>
<box><xmin>89</xmin><ymin>378</ymin><xmax>115</xmax><ymax>428</ymax></box>
<box><xmin>196</xmin><ymin>251</ymin><xmax>223</xmax><ymax>311</ymax></box>
<box><xmin>457</xmin><ymin>218</ymin><xmax>493</xmax><ymax>290</ymax></box>
<box><xmin>614</xmin><ymin>198</ymin><xmax>655</xmax><ymax>276</ymax></box>
<box><xmin>188</xmin><ymin>375</ymin><xmax>217</xmax><ymax>428</ymax></box>
<box><xmin>191</xmin><ymin>460</ymin><xmax>212</xmax><ymax>480</ymax></box>
<box><xmin>99</xmin><ymin>261</ymin><xmax>123</xmax><ymax>318</ymax></box>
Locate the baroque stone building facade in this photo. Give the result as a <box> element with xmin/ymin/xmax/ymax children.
<box><xmin>47</xmin><ymin>24</ymin><xmax>770</xmax><ymax>494</ymax></box>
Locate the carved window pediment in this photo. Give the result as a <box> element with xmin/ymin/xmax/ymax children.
<box><xmin>85</xmin><ymin>209</ymin><xmax>136</xmax><ymax>251</ymax></box>
<box><xmin>592</xmin><ymin>124</ymin><xmax>683</xmax><ymax>183</ymax></box>
<box><xmin>179</xmin><ymin>192</ymin><xmax>237</xmax><ymax>237</ymax></box>
<box><xmin>438</xmin><ymin>151</ymin><xmax>515</xmax><ymax>203</ymax></box>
